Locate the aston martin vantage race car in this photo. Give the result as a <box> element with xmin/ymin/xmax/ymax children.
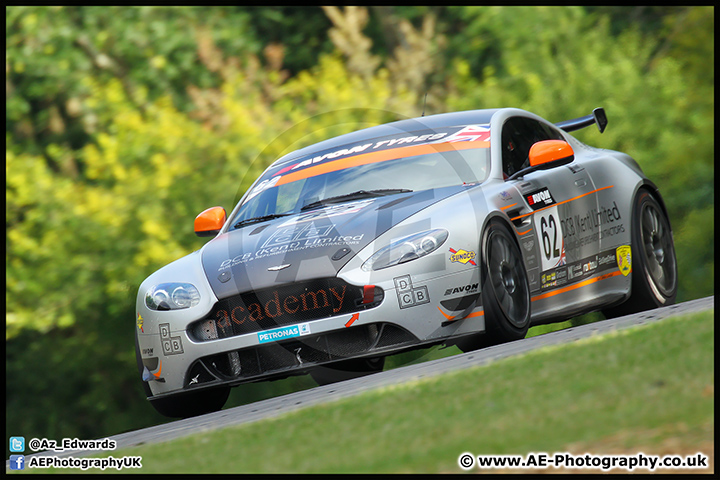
<box><xmin>136</xmin><ymin>107</ymin><xmax>678</xmax><ymax>417</ymax></box>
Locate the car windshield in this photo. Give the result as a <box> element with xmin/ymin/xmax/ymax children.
<box><xmin>230</xmin><ymin>142</ymin><xmax>490</xmax><ymax>229</ymax></box>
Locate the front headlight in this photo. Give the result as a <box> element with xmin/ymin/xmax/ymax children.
<box><xmin>145</xmin><ymin>283</ymin><xmax>201</xmax><ymax>311</ymax></box>
<box><xmin>362</xmin><ymin>229</ymin><xmax>448</xmax><ymax>272</ymax></box>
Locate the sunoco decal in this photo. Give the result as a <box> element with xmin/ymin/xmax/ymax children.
<box><xmin>258</xmin><ymin>323</ymin><xmax>311</xmax><ymax>344</ymax></box>
<box><xmin>525</xmin><ymin>188</ymin><xmax>555</xmax><ymax>210</ymax></box>
<box><xmin>449</xmin><ymin>248</ymin><xmax>477</xmax><ymax>266</ymax></box>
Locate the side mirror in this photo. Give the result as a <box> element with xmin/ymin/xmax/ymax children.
<box><xmin>194</xmin><ymin>206</ymin><xmax>226</xmax><ymax>237</ymax></box>
<box><xmin>529</xmin><ymin>140</ymin><xmax>574</xmax><ymax>168</ymax></box>
<box><xmin>507</xmin><ymin>140</ymin><xmax>575</xmax><ymax>181</ymax></box>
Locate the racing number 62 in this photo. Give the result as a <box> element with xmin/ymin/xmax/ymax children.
<box><xmin>540</xmin><ymin>215</ymin><xmax>560</xmax><ymax>260</ymax></box>
<box><xmin>533</xmin><ymin>206</ymin><xmax>563</xmax><ymax>271</ymax></box>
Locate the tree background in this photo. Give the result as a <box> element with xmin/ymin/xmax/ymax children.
<box><xmin>6</xmin><ymin>6</ymin><xmax>714</xmax><ymax>444</ymax></box>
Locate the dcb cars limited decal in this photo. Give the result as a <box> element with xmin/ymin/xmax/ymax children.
<box><xmin>218</xmin><ymin>223</ymin><xmax>366</xmax><ymax>271</ymax></box>
<box><xmin>560</xmin><ymin>201</ymin><xmax>625</xmax><ymax>253</ymax></box>
<box><xmin>394</xmin><ymin>275</ymin><xmax>430</xmax><ymax>309</ymax></box>
<box><xmin>534</xmin><ymin>209</ymin><xmax>629</xmax><ymax>289</ymax></box>
<box><xmin>159</xmin><ymin>323</ymin><xmax>184</xmax><ymax>356</ymax></box>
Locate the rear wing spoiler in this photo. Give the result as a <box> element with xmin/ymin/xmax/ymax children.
<box><xmin>555</xmin><ymin>107</ymin><xmax>608</xmax><ymax>133</ymax></box>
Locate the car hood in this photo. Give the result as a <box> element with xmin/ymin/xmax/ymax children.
<box><xmin>201</xmin><ymin>186</ymin><xmax>467</xmax><ymax>299</ymax></box>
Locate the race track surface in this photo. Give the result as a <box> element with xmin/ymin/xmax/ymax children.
<box><xmin>14</xmin><ymin>296</ymin><xmax>714</xmax><ymax>462</ymax></box>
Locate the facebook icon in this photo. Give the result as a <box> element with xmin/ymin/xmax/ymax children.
<box><xmin>9</xmin><ymin>455</ymin><xmax>25</xmax><ymax>470</ymax></box>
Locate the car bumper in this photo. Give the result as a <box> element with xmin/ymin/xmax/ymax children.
<box><xmin>137</xmin><ymin>267</ymin><xmax>484</xmax><ymax>399</ymax></box>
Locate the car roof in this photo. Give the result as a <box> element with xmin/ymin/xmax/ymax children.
<box><xmin>272</xmin><ymin>108</ymin><xmax>503</xmax><ymax>168</ymax></box>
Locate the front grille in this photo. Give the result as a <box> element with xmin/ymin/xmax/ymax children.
<box><xmin>189</xmin><ymin>278</ymin><xmax>383</xmax><ymax>341</ymax></box>
<box><xmin>185</xmin><ymin>323</ymin><xmax>418</xmax><ymax>386</ymax></box>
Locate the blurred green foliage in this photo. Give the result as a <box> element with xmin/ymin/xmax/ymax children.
<box><xmin>6</xmin><ymin>6</ymin><xmax>713</xmax><ymax>443</ymax></box>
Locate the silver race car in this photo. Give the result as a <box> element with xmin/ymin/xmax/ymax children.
<box><xmin>135</xmin><ymin>107</ymin><xmax>677</xmax><ymax>417</ymax></box>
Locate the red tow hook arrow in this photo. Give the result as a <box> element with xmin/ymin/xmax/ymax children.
<box><xmin>345</xmin><ymin>313</ymin><xmax>359</xmax><ymax>328</ymax></box>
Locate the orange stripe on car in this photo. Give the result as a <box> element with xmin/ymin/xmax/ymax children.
<box><xmin>152</xmin><ymin>361</ymin><xmax>163</xmax><ymax>379</ymax></box>
<box><xmin>276</xmin><ymin>141</ymin><xmax>489</xmax><ymax>187</ymax></box>
<box><xmin>438</xmin><ymin>306</ymin><xmax>484</xmax><ymax>322</ymax></box>
<box><xmin>531</xmin><ymin>270</ymin><xmax>626</xmax><ymax>302</ymax></box>
<box><xmin>439</xmin><ymin>270</ymin><xmax>626</xmax><ymax>322</ymax></box>
<box><xmin>438</xmin><ymin>306</ymin><xmax>455</xmax><ymax>321</ymax></box>
<box><xmin>510</xmin><ymin>185</ymin><xmax>614</xmax><ymax>222</ymax></box>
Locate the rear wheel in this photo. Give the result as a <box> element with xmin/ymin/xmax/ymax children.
<box><xmin>457</xmin><ymin>220</ymin><xmax>530</xmax><ymax>352</ymax></box>
<box><xmin>604</xmin><ymin>190</ymin><xmax>677</xmax><ymax>318</ymax></box>
<box><xmin>310</xmin><ymin>356</ymin><xmax>385</xmax><ymax>386</ymax></box>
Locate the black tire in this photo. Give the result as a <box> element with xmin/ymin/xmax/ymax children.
<box><xmin>310</xmin><ymin>356</ymin><xmax>385</xmax><ymax>386</ymax></box>
<box><xmin>149</xmin><ymin>386</ymin><xmax>231</xmax><ymax>418</ymax></box>
<box><xmin>603</xmin><ymin>190</ymin><xmax>677</xmax><ymax>318</ymax></box>
<box><xmin>457</xmin><ymin>220</ymin><xmax>530</xmax><ymax>352</ymax></box>
<box><xmin>136</xmin><ymin>333</ymin><xmax>230</xmax><ymax>418</ymax></box>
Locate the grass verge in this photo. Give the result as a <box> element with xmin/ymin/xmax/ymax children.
<box><xmin>82</xmin><ymin>310</ymin><xmax>715</xmax><ymax>473</ymax></box>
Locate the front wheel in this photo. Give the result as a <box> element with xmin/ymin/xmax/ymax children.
<box><xmin>149</xmin><ymin>387</ymin><xmax>231</xmax><ymax>418</ymax></box>
<box><xmin>310</xmin><ymin>356</ymin><xmax>385</xmax><ymax>386</ymax></box>
<box><xmin>457</xmin><ymin>220</ymin><xmax>530</xmax><ymax>352</ymax></box>
<box><xmin>604</xmin><ymin>190</ymin><xmax>677</xmax><ymax>318</ymax></box>
<box><xmin>136</xmin><ymin>333</ymin><xmax>230</xmax><ymax>418</ymax></box>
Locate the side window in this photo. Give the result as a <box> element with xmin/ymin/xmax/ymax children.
<box><xmin>501</xmin><ymin>117</ymin><xmax>564</xmax><ymax>178</ymax></box>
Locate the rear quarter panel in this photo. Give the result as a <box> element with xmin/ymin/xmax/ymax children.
<box><xmin>529</xmin><ymin>140</ymin><xmax>647</xmax><ymax>324</ymax></box>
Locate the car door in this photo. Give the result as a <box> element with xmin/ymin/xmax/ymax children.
<box><xmin>500</xmin><ymin>116</ymin><xmax>599</xmax><ymax>320</ymax></box>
